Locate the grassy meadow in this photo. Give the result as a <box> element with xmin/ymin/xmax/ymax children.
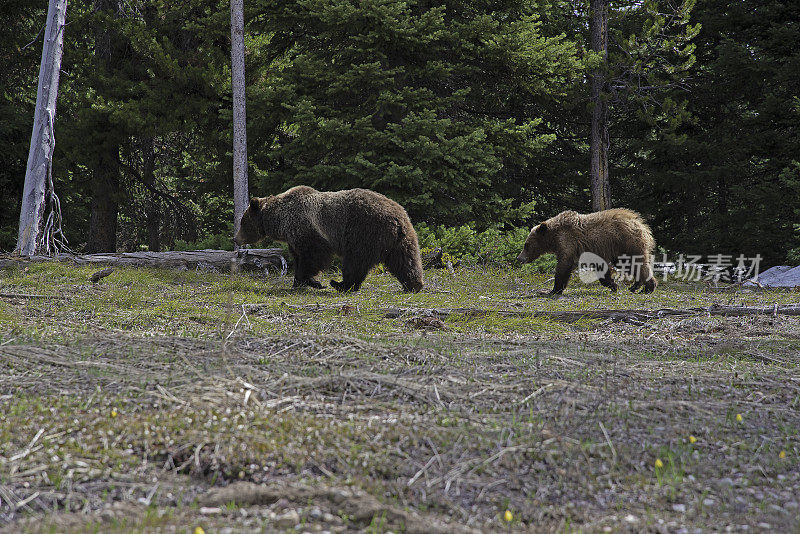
<box><xmin>1</xmin><ymin>261</ymin><xmax>799</xmax><ymax>533</ymax></box>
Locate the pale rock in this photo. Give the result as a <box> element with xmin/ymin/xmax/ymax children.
<box><xmin>275</xmin><ymin>509</ymin><xmax>300</xmax><ymax>529</ymax></box>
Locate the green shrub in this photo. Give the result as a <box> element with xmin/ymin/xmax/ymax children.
<box><xmin>416</xmin><ymin>223</ymin><xmax>556</xmax><ymax>272</ymax></box>
<box><xmin>0</xmin><ymin>225</ymin><xmax>17</xmax><ymax>253</ymax></box>
<box><xmin>788</xmin><ymin>224</ymin><xmax>800</xmax><ymax>265</ymax></box>
<box><xmin>787</xmin><ymin>247</ymin><xmax>800</xmax><ymax>265</ymax></box>
<box><xmin>174</xmin><ymin>232</ymin><xmax>235</xmax><ymax>251</ymax></box>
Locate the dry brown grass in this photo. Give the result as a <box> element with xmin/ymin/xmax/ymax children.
<box><xmin>1</xmin><ymin>263</ymin><xmax>799</xmax><ymax>532</ymax></box>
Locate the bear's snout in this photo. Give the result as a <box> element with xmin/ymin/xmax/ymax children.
<box><xmin>517</xmin><ymin>252</ymin><xmax>528</xmax><ymax>264</ymax></box>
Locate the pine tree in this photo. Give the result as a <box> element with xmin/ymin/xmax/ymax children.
<box><xmin>249</xmin><ymin>0</ymin><xmax>585</xmax><ymax>226</ymax></box>
<box><xmin>618</xmin><ymin>0</ymin><xmax>800</xmax><ymax>265</ymax></box>
<box><xmin>55</xmin><ymin>0</ymin><xmax>233</xmax><ymax>251</ymax></box>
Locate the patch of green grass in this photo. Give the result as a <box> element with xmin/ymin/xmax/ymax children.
<box><xmin>3</xmin><ymin>262</ymin><xmax>797</xmax><ymax>342</ymax></box>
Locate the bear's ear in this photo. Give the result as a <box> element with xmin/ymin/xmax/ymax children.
<box><xmin>249</xmin><ymin>197</ymin><xmax>261</xmax><ymax>212</ymax></box>
<box><xmin>537</xmin><ymin>222</ymin><xmax>548</xmax><ymax>233</ymax></box>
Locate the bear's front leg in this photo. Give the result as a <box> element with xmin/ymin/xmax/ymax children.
<box><xmin>291</xmin><ymin>248</ymin><xmax>319</xmax><ymax>289</ymax></box>
<box><xmin>290</xmin><ymin>244</ymin><xmax>327</xmax><ymax>289</ymax></box>
<box><xmin>638</xmin><ymin>263</ymin><xmax>657</xmax><ymax>294</ymax></box>
<box><xmin>331</xmin><ymin>258</ymin><xmax>369</xmax><ymax>293</ymax></box>
<box><xmin>551</xmin><ymin>260</ymin><xmax>575</xmax><ymax>294</ymax></box>
<box><xmin>329</xmin><ymin>279</ymin><xmax>346</xmax><ymax>292</ymax></box>
<box><xmin>293</xmin><ymin>278</ymin><xmax>323</xmax><ymax>289</ymax></box>
<box><xmin>330</xmin><ymin>277</ymin><xmax>360</xmax><ymax>293</ymax></box>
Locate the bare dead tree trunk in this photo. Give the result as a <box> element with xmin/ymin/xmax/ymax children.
<box><xmin>230</xmin><ymin>0</ymin><xmax>249</xmax><ymax>243</ymax></box>
<box><xmin>589</xmin><ymin>0</ymin><xmax>611</xmax><ymax>212</ymax></box>
<box><xmin>15</xmin><ymin>0</ymin><xmax>68</xmax><ymax>256</ymax></box>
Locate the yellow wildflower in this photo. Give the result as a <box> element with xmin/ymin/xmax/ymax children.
<box><xmin>110</xmin><ymin>409</ymin><xmax>118</xmax><ymax>418</ymax></box>
<box><xmin>503</xmin><ymin>510</ymin><xmax>513</xmax><ymax>522</ymax></box>
<box><xmin>779</xmin><ymin>450</ymin><xmax>786</xmax><ymax>459</ymax></box>
<box><xmin>688</xmin><ymin>436</ymin><xmax>697</xmax><ymax>444</ymax></box>
<box><xmin>655</xmin><ymin>458</ymin><xmax>664</xmax><ymax>469</ymax></box>
<box><xmin>194</xmin><ymin>528</ymin><xmax>205</xmax><ymax>534</ymax></box>
<box><xmin>736</xmin><ymin>413</ymin><xmax>743</xmax><ymax>423</ymax></box>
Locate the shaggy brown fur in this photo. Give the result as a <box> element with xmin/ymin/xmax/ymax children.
<box><xmin>234</xmin><ymin>186</ymin><xmax>424</xmax><ymax>293</ymax></box>
<box><xmin>517</xmin><ymin>208</ymin><xmax>657</xmax><ymax>294</ymax></box>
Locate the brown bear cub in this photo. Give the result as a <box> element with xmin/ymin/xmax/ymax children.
<box><xmin>234</xmin><ymin>186</ymin><xmax>424</xmax><ymax>293</ymax></box>
<box><xmin>517</xmin><ymin>208</ymin><xmax>657</xmax><ymax>295</ymax></box>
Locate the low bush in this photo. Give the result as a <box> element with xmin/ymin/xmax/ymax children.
<box><xmin>416</xmin><ymin>223</ymin><xmax>556</xmax><ymax>272</ymax></box>
<box><xmin>174</xmin><ymin>232</ymin><xmax>235</xmax><ymax>251</ymax></box>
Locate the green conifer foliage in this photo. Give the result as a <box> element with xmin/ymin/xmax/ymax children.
<box><xmin>616</xmin><ymin>0</ymin><xmax>800</xmax><ymax>264</ymax></box>
<box><xmin>250</xmin><ymin>0</ymin><xmax>584</xmax><ymax>225</ymax></box>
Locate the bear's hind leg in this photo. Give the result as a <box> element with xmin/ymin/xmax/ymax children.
<box><xmin>630</xmin><ymin>262</ymin><xmax>656</xmax><ymax>294</ymax></box>
<box><xmin>641</xmin><ymin>262</ymin><xmax>657</xmax><ymax>293</ymax></box>
<box><xmin>598</xmin><ymin>270</ymin><xmax>618</xmax><ymax>292</ymax></box>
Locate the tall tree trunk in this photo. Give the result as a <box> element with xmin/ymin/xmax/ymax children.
<box><xmin>589</xmin><ymin>0</ymin><xmax>611</xmax><ymax>212</ymax></box>
<box><xmin>142</xmin><ymin>139</ymin><xmax>160</xmax><ymax>252</ymax></box>
<box><xmin>87</xmin><ymin>0</ymin><xmax>121</xmax><ymax>253</ymax></box>
<box><xmin>16</xmin><ymin>0</ymin><xmax>68</xmax><ymax>256</ymax></box>
<box><xmin>87</xmin><ymin>147</ymin><xmax>120</xmax><ymax>253</ymax></box>
<box><xmin>230</xmin><ymin>0</ymin><xmax>249</xmax><ymax>242</ymax></box>
<box><xmin>716</xmin><ymin>174</ymin><xmax>729</xmax><ymax>249</ymax></box>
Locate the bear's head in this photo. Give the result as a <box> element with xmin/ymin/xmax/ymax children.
<box><xmin>234</xmin><ymin>198</ymin><xmax>266</xmax><ymax>246</ymax></box>
<box><xmin>517</xmin><ymin>222</ymin><xmax>552</xmax><ymax>264</ymax></box>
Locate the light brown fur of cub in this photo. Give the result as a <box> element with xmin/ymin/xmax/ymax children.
<box><xmin>517</xmin><ymin>208</ymin><xmax>657</xmax><ymax>294</ymax></box>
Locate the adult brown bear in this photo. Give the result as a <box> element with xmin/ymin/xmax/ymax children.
<box><xmin>517</xmin><ymin>208</ymin><xmax>657</xmax><ymax>295</ymax></box>
<box><xmin>234</xmin><ymin>186</ymin><xmax>424</xmax><ymax>292</ymax></box>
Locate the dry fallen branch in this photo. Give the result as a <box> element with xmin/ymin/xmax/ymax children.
<box><xmin>199</xmin><ymin>481</ymin><xmax>480</xmax><ymax>534</ymax></box>
<box><xmin>89</xmin><ymin>267</ymin><xmax>114</xmax><ymax>283</ymax></box>
<box><xmin>0</xmin><ymin>293</ymin><xmax>68</xmax><ymax>300</ymax></box>
<box><xmin>382</xmin><ymin>303</ymin><xmax>800</xmax><ymax>324</ymax></box>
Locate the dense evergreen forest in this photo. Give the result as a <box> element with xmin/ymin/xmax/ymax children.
<box><xmin>2</xmin><ymin>0</ymin><xmax>798</xmax><ymax>265</ymax></box>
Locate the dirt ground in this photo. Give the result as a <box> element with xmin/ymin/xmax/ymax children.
<box><xmin>1</xmin><ymin>262</ymin><xmax>798</xmax><ymax>532</ymax></box>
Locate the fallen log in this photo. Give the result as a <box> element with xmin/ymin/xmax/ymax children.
<box><xmin>382</xmin><ymin>304</ymin><xmax>800</xmax><ymax>323</ymax></box>
<box><xmin>1</xmin><ymin>249</ymin><xmax>288</xmax><ymax>274</ymax></box>
<box><xmin>261</xmin><ymin>302</ymin><xmax>800</xmax><ymax>325</ymax></box>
